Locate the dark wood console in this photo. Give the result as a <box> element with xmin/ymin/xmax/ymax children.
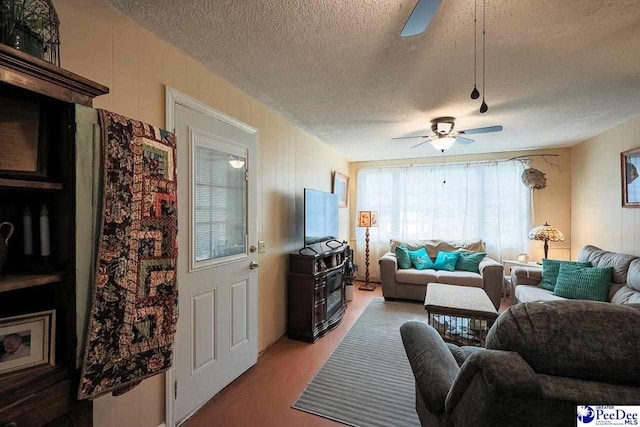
<box><xmin>287</xmin><ymin>244</ymin><xmax>349</xmax><ymax>343</ymax></box>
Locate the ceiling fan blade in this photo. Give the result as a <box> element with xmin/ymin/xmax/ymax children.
<box><xmin>411</xmin><ymin>139</ymin><xmax>429</xmax><ymax>149</ymax></box>
<box><xmin>392</xmin><ymin>135</ymin><xmax>431</xmax><ymax>140</ymax></box>
<box><xmin>400</xmin><ymin>0</ymin><xmax>443</xmax><ymax>37</ymax></box>
<box><xmin>459</xmin><ymin>125</ymin><xmax>503</xmax><ymax>135</ymax></box>
<box><xmin>456</xmin><ymin>136</ymin><xmax>474</xmax><ymax>145</ymax></box>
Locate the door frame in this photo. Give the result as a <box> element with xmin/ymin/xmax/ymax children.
<box><xmin>165</xmin><ymin>86</ymin><xmax>259</xmax><ymax>427</ymax></box>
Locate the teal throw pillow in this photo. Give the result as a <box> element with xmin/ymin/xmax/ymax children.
<box><xmin>553</xmin><ymin>264</ymin><xmax>612</xmax><ymax>302</ymax></box>
<box><xmin>394</xmin><ymin>246</ymin><xmax>412</xmax><ymax>269</ymax></box>
<box><xmin>433</xmin><ymin>251</ymin><xmax>460</xmax><ymax>272</ymax></box>
<box><xmin>408</xmin><ymin>248</ymin><xmax>435</xmax><ymax>270</ymax></box>
<box><xmin>540</xmin><ymin>259</ymin><xmax>591</xmax><ymax>291</ymax></box>
<box><xmin>456</xmin><ymin>251</ymin><xmax>487</xmax><ymax>273</ymax></box>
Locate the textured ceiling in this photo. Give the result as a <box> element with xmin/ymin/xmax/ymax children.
<box><xmin>111</xmin><ymin>0</ymin><xmax>640</xmax><ymax>161</ymax></box>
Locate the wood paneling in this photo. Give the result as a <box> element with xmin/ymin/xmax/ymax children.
<box><xmin>571</xmin><ymin>115</ymin><xmax>640</xmax><ymax>258</ymax></box>
<box><xmin>53</xmin><ymin>0</ymin><xmax>349</xmax><ymax>426</ymax></box>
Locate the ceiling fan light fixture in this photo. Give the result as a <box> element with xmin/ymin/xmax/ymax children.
<box><xmin>431</xmin><ymin>137</ymin><xmax>456</xmax><ymax>151</ymax></box>
<box><xmin>436</xmin><ymin>122</ymin><xmax>454</xmax><ymax>134</ymax></box>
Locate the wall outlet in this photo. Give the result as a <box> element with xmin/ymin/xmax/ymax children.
<box><xmin>258</xmin><ymin>241</ymin><xmax>266</xmax><ymax>253</ymax></box>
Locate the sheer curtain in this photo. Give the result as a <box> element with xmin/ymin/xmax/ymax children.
<box><xmin>355</xmin><ymin>161</ymin><xmax>531</xmax><ymax>281</ymax></box>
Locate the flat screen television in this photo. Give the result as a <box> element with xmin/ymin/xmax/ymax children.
<box><xmin>304</xmin><ymin>188</ymin><xmax>339</xmax><ymax>246</ymax></box>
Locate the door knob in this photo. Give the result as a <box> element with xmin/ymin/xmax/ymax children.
<box><xmin>250</xmin><ymin>261</ymin><xmax>260</xmax><ymax>269</ymax></box>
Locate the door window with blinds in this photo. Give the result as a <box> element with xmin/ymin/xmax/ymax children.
<box><xmin>191</xmin><ymin>128</ymin><xmax>247</xmax><ymax>270</ymax></box>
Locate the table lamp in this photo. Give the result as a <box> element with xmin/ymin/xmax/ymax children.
<box><xmin>528</xmin><ymin>222</ymin><xmax>564</xmax><ymax>259</ymax></box>
<box><xmin>357</xmin><ymin>210</ymin><xmax>378</xmax><ymax>291</ymax></box>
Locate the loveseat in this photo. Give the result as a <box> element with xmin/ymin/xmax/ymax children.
<box><xmin>511</xmin><ymin>245</ymin><xmax>640</xmax><ymax>305</ymax></box>
<box><xmin>379</xmin><ymin>239</ymin><xmax>504</xmax><ymax>309</ymax></box>
<box><xmin>401</xmin><ymin>301</ymin><xmax>640</xmax><ymax>427</ymax></box>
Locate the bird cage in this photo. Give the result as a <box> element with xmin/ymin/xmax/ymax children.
<box><xmin>0</xmin><ymin>0</ymin><xmax>60</xmax><ymax>66</ymax></box>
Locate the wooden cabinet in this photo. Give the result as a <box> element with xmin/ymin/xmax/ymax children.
<box><xmin>287</xmin><ymin>244</ymin><xmax>349</xmax><ymax>343</ymax></box>
<box><xmin>0</xmin><ymin>44</ymin><xmax>108</xmax><ymax>426</ymax></box>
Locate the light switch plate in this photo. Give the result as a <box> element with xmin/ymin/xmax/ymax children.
<box><xmin>258</xmin><ymin>241</ymin><xmax>266</xmax><ymax>253</ymax></box>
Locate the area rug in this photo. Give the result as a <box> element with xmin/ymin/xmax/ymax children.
<box><xmin>293</xmin><ymin>299</ymin><xmax>425</xmax><ymax>427</ymax></box>
<box><xmin>78</xmin><ymin>110</ymin><xmax>178</xmax><ymax>399</ymax></box>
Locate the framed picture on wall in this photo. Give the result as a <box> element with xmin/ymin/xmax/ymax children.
<box><xmin>0</xmin><ymin>310</ymin><xmax>55</xmax><ymax>375</ymax></box>
<box><xmin>621</xmin><ymin>147</ymin><xmax>640</xmax><ymax>207</ymax></box>
<box><xmin>332</xmin><ymin>172</ymin><xmax>349</xmax><ymax>208</ymax></box>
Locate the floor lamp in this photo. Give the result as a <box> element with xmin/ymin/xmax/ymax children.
<box><xmin>357</xmin><ymin>210</ymin><xmax>378</xmax><ymax>291</ymax></box>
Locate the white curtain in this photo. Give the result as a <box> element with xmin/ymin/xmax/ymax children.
<box><xmin>355</xmin><ymin>161</ymin><xmax>531</xmax><ymax>281</ymax></box>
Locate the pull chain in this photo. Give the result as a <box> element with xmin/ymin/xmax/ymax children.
<box><xmin>442</xmin><ymin>149</ymin><xmax>447</xmax><ymax>186</ymax></box>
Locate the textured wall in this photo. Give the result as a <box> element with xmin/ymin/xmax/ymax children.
<box><xmin>571</xmin><ymin>115</ymin><xmax>640</xmax><ymax>258</ymax></box>
<box><xmin>53</xmin><ymin>0</ymin><xmax>349</xmax><ymax>426</ymax></box>
<box><xmin>349</xmin><ymin>148</ymin><xmax>573</xmax><ymax>262</ymax></box>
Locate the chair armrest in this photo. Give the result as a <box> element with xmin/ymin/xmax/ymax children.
<box><xmin>445</xmin><ymin>349</ymin><xmax>541</xmax><ymax>413</ymax></box>
<box><xmin>510</xmin><ymin>267</ymin><xmax>542</xmax><ymax>305</ymax></box>
<box><xmin>379</xmin><ymin>252</ymin><xmax>398</xmax><ymax>298</ymax></box>
<box><xmin>479</xmin><ymin>257</ymin><xmax>503</xmax><ymax>310</ymax></box>
<box><xmin>400</xmin><ymin>321</ymin><xmax>460</xmax><ymax>416</ymax></box>
<box><xmin>511</xmin><ymin>266</ymin><xmax>542</xmax><ymax>286</ymax></box>
<box><xmin>447</xmin><ymin>343</ymin><xmax>485</xmax><ymax>367</ymax></box>
<box><xmin>379</xmin><ymin>251</ymin><xmax>397</xmax><ymax>269</ymax></box>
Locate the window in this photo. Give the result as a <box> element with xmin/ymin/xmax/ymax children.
<box><xmin>356</xmin><ymin>161</ymin><xmax>531</xmax><ymax>280</ymax></box>
<box><xmin>193</xmin><ymin>142</ymin><xmax>246</xmax><ymax>267</ymax></box>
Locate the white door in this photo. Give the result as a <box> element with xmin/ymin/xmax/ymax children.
<box><xmin>167</xmin><ymin>89</ymin><xmax>259</xmax><ymax>425</ymax></box>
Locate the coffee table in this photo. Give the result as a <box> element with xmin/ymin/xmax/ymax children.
<box><xmin>424</xmin><ymin>283</ymin><xmax>499</xmax><ymax>347</ymax></box>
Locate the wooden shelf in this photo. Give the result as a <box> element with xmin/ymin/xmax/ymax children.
<box><xmin>0</xmin><ymin>273</ymin><xmax>64</xmax><ymax>293</ymax></box>
<box><xmin>0</xmin><ymin>365</ymin><xmax>70</xmax><ymax>415</ymax></box>
<box><xmin>0</xmin><ymin>43</ymin><xmax>109</xmax><ymax>106</ymax></box>
<box><xmin>0</xmin><ymin>178</ymin><xmax>63</xmax><ymax>191</ymax></box>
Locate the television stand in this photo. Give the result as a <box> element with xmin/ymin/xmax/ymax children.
<box><xmin>287</xmin><ymin>244</ymin><xmax>350</xmax><ymax>342</ymax></box>
<box><xmin>324</xmin><ymin>239</ymin><xmax>344</xmax><ymax>250</ymax></box>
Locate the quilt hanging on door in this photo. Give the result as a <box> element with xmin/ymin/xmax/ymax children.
<box><xmin>78</xmin><ymin>110</ymin><xmax>178</xmax><ymax>400</ymax></box>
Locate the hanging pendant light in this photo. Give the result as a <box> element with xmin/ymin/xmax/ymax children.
<box><xmin>470</xmin><ymin>0</ymin><xmax>480</xmax><ymax>100</ymax></box>
<box><xmin>479</xmin><ymin>0</ymin><xmax>489</xmax><ymax>114</ymax></box>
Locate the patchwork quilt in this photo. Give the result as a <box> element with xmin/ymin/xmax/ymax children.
<box><xmin>78</xmin><ymin>110</ymin><xmax>178</xmax><ymax>399</ymax></box>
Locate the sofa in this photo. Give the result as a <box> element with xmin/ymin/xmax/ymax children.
<box><xmin>400</xmin><ymin>300</ymin><xmax>640</xmax><ymax>427</ymax></box>
<box><xmin>511</xmin><ymin>245</ymin><xmax>640</xmax><ymax>305</ymax></box>
<box><xmin>379</xmin><ymin>239</ymin><xmax>504</xmax><ymax>309</ymax></box>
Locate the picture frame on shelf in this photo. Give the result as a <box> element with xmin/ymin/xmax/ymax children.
<box><xmin>621</xmin><ymin>147</ymin><xmax>640</xmax><ymax>208</ymax></box>
<box><xmin>0</xmin><ymin>310</ymin><xmax>55</xmax><ymax>376</ymax></box>
<box><xmin>0</xmin><ymin>96</ymin><xmax>48</xmax><ymax>179</ymax></box>
<box><xmin>332</xmin><ymin>172</ymin><xmax>349</xmax><ymax>208</ymax></box>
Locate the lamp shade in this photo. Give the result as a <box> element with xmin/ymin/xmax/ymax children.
<box><xmin>357</xmin><ymin>211</ymin><xmax>378</xmax><ymax>228</ymax></box>
<box><xmin>528</xmin><ymin>222</ymin><xmax>565</xmax><ymax>242</ymax></box>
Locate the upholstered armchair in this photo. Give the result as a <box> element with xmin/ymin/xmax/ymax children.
<box><xmin>400</xmin><ymin>301</ymin><xmax>640</xmax><ymax>427</ymax></box>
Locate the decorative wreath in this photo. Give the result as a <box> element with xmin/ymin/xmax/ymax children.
<box><xmin>521</xmin><ymin>167</ymin><xmax>547</xmax><ymax>190</ymax></box>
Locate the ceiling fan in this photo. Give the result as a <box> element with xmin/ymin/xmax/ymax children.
<box><xmin>392</xmin><ymin>117</ymin><xmax>503</xmax><ymax>151</ymax></box>
<box><xmin>400</xmin><ymin>0</ymin><xmax>443</xmax><ymax>37</ymax></box>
